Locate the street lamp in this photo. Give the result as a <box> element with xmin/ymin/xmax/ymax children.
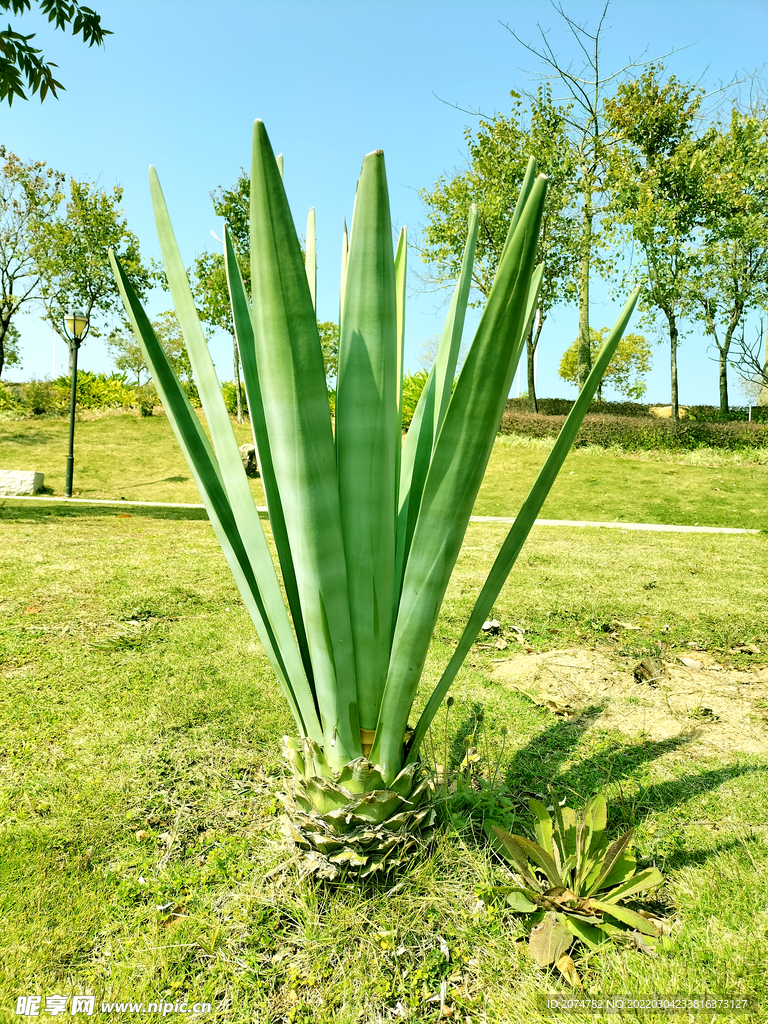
<box><xmin>63</xmin><ymin>311</ymin><xmax>88</xmax><ymax>498</ymax></box>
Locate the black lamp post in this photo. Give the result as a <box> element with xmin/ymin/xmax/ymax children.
<box><xmin>63</xmin><ymin>311</ymin><xmax>88</xmax><ymax>498</ymax></box>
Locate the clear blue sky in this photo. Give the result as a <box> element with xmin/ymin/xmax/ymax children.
<box><xmin>4</xmin><ymin>0</ymin><xmax>767</xmax><ymax>404</ymax></box>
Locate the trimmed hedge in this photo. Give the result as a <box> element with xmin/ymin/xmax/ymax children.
<box><xmin>499</xmin><ymin>408</ymin><xmax>768</xmax><ymax>451</ymax></box>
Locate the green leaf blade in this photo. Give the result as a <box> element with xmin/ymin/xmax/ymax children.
<box><xmin>405</xmin><ymin>284</ymin><xmax>641</xmax><ymax>765</ymax></box>
<box><xmin>335</xmin><ymin>150</ymin><xmax>398</xmax><ymax>730</ymax></box>
<box><xmin>249</xmin><ymin>119</ymin><xmax>359</xmax><ymax>767</ymax></box>
<box><xmin>109</xmin><ymin>250</ymin><xmax>321</xmax><ymax>745</ymax></box>
<box><xmin>376</xmin><ymin>173</ymin><xmax>548</xmax><ymax>780</ymax></box>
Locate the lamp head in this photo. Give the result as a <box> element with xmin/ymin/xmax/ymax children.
<box><xmin>65</xmin><ymin>311</ymin><xmax>88</xmax><ymax>340</ymax></box>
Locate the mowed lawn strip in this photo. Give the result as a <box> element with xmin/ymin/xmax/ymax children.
<box><xmin>1</xmin><ymin>412</ymin><xmax>767</xmax><ymax>526</ymax></box>
<box><xmin>0</xmin><ymin>503</ymin><xmax>766</xmax><ymax>1020</ymax></box>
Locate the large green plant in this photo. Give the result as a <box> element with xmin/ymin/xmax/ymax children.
<box><xmin>109</xmin><ymin>121</ymin><xmax>638</xmax><ymax>875</ymax></box>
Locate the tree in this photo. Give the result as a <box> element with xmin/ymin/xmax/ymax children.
<box><xmin>107</xmin><ymin>310</ymin><xmax>192</xmax><ymax>387</ymax></box>
<box><xmin>196</xmin><ymin>169</ymin><xmax>339</xmax><ymax>408</ymax></box>
<box><xmin>604</xmin><ymin>65</ymin><xmax>707</xmax><ymax>420</ymax></box>
<box><xmin>32</xmin><ymin>177</ymin><xmax>155</xmax><ymax>375</ymax></box>
<box><xmin>0</xmin><ymin>145</ymin><xmax>63</xmax><ymax>377</ymax></box>
<box><xmin>506</xmin><ymin>1</ymin><xmax>667</xmax><ymax>389</ymax></box>
<box><xmin>420</xmin><ymin>85</ymin><xmax>580</xmax><ymax>410</ymax></box>
<box><xmin>729</xmin><ymin>318</ymin><xmax>768</xmax><ymax>405</ymax></box>
<box><xmin>559</xmin><ymin>327</ymin><xmax>652</xmax><ymax>400</ymax></box>
<box><xmin>3</xmin><ymin>320</ymin><xmax>20</xmax><ymax>370</ymax></box>
<box><xmin>691</xmin><ymin>108</ymin><xmax>768</xmax><ymax>415</ymax></box>
<box><xmin>318</xmin><ymin>320</ymin><xmax>338</xmax><ymax>385</ymax></box>
<box><xmin>0</xmin><ymin>0</ymin><xmax>110</xmax><ymax>105</ymax></box>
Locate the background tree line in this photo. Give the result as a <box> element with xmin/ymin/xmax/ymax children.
<box><xmin>3</xmin><ymin>1</ymin><xmax>766</xmax><ymax>420</ymax></box>
<box><xmin>419</xmin><ymin>20</ymin><xmax>768</xmax><ymax>419</ymax></box>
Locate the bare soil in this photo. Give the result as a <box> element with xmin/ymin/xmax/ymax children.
<box><xmin>492</xmin><ymin>647</ymin><xmax>768</xmax><ymax>756</ymax></box>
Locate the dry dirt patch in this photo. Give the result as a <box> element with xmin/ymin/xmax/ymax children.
<box><xmin>492</xmin><ymin>648</ymin><xmax>768</xmax><ymax>756</ymax></box>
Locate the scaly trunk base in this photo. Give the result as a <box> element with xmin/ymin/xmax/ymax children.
<box><xmin>279</xmin><ymin>736</ymin><xmax>436</xmax><ymax>880</ymax></box>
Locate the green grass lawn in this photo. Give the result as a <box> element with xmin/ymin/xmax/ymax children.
<box><xmin>1</xmin><ymin>501</ymin><xmax>766</xmax><ymax>1022</ymax></box>
<box><xmin>1</xmin><ymin>411</ymin><xmax>767</xmax><ymax>527</ymax></box>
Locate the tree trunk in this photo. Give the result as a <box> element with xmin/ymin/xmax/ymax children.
<box><xmin>526</xmin><ymin>324</ymin><xmax>537</xmax><ymax>413</ymax></box>
<box><xmin>233</xmin><ymin>339</ymin><xmax>243</xmax><ymax>423</ymax></box>
<box><xmin>669</xmin><ymin>319</ymin><xmax>679</xmax><ymax>422</ymax></box>
<box><xmin>577</xmin><ymin>208</ymin><xmax>593</xmax><ymax>391</ymax></box>
<box><xmin>718</xmin><ymin>346</ymin><xmax>729</xmax><ymax>417</ymax></box>
<box><xmin>758</xmin><ymin>316</ymin><xmax>768</xmax><ymax>407</ymax></box>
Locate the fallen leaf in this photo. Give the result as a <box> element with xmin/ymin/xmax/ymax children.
<box><xmin>679</xmin><ymin>656</ymin><xmax>704</xmax><ymax>670</ymax></box>
<box><xmin>135</xmin><ymin>829</ymin><xmax>149</xmax><ymax>842</ymax></box>
<box><xmin>555</xmin><ymin>953</ymin><xmax>583</xmax><ymax>989</ymax></box>
<box><xmin>117</xmin><ymin>513</ymin><xmax>132</xmax><ymax>519</ymax></box>
<box><xmin>160</xmin><ymin>905</ymin><xmax>188</xmax><ymax>928</ymax></box>
<box><xmin>495</xmin><ymin>638</ymin><xmax>508</xmax><ymax>650</ymax></box>
<box><xmin>23</xmin><ymin>605</ymin><xmax>41</xmax><ymax>614</ymax></box>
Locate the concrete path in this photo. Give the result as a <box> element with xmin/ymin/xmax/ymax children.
<box><xmin>2</xmin><ymin>494</ymin><xmax>761</xmax><ymax>535</ymax></box>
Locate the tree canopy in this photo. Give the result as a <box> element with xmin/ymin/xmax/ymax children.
<box><xmin>0</xmin><ymin>145</ymin><xmax>63</xmax><ymax>376</ymax></box>
<box><xmin>559</xmin><ymin>328</ymin><xmax>652</xmax><ymax>400</ymax></box>
<box><xmin>32</xmin><ymin>177</ymin><xmax>155</xmax><ymax>373</ymax></box>
<box><xmin>0</xmin><ymin>0</ymin><xmax>110</xmax><ymax>104</ymax></box>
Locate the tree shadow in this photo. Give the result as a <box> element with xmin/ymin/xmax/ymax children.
<box><xmin>0</xmin><ymin>431</ymin><xmax>50</xmax><ymax>446</ymax></box>
<box><xmin>0</xmin><ymin>500</ymin><xmax>211</xmax><ymax>523</ymax></box>
<box><xmin>126</xmin><ymin>475</ymin><xmax>190</xmax><ymax>487</ymax></box>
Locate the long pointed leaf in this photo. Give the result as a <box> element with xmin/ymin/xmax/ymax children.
<box><xmin>394</xmin><ymin>225</ymin><xmax>407</xmax><ymax>508</ymax></box>
<box><xmin>406</xmin><ymin>285</ymin><xmax>641</xmax><ymax>764</ymax></box>
<box><xmin>224</xmin><ymin>227</ymin><xmax>314</xmax><ymax>685</ymax></box>
<box><xmin>109</xmin><ymin>251</ymin><xmax>321</xmax><ymax>744</ymax></box>
<box><xmin>336</xmin><ymin>150</ymin><xmax>398</xmax><ymax>729</ymax></box>
<box><xmin>375</xmin><ymin>174</ymin><xmax>548</xmax><ymax>781</ymax></box>
<box><xmin>249</xmin><ymin>119</ymin><xmax>359</xmax><ymax>767</ymax></box>
<box><xmin>431</xmin><ymin>204</ymin><xmax>478</xmax><ymax>443</ymax></box>
<box><xmin>306</xmin><ymin>207</ymin><xmax>316</xmax><ymax>311</ymax></box>
<box><xmin>339</xmin><ymin>218</ymin><xmax>349</xmax><ymax>334</ymax></box>
<box><xmin>599</xmin><ymin>867</ymin><xmax>664</xmax><ymax>904</ymax></box>
<box><xmin>590</xmin><ymin>898</ymin><xmax>662</xmax><ymax>936</ymax></box>
<box><xmin>393</xmin><ymin>206</ymin><xmax>478</xmax><ymax>608</ymax></box>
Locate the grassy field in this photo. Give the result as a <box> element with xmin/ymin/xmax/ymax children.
<box><xmin>1</xmin><ymin>498</ymin><xmax>767</xmax><ymax>1022</ymax></box>
<box><xmin>1</xmin><ymin>410</ymin><xmax>767</xmax><ymax>527</ymax></box>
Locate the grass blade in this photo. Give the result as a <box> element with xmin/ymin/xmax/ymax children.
<box><xmin>339</xmin><ymin>218</ymin><xmax>349</xmax><ymax>333</ymax></box>
<box><xmin>394</xmin><ymin>225</ymin><xmax>407</xmax><ymax>504</ymax></box>
<box><xmin>406</xmin><ymin>285</ymin><xmax>642</xmax><ymax>765</ymax></box>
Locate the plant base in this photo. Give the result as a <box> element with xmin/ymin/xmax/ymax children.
<box><xmin>279</xmin><ymin>736</ymin><xmax>436</xmax><ymax>880</ymax></box>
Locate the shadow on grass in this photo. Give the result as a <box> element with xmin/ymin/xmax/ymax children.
<box><xmin>0</xmin><ymin>430</ymin><xmax>52</xmax><ymax>446</ymax></box>
<box><xmin>0</xmin><ymin>500</ymin><xmax>212</xmax><ymax>523</ymax></box>
<box><xmin>127</xmin><ymin>475</ymin><xmax>190</xmax><ymax>487</ymax></box>
<box><xmin>438</xmin><ymin>702</ymin><xmax>766</xmax><ymax>868</ymax></box>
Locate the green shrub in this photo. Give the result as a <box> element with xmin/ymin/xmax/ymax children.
<box><xmin>401</xmin><ymin>369</ymin><xmax>429</xmax><ymax>429</ymax></box>
<box><xmin>52</xmin><ymin>371</ymin><xmax>134</xmax><ymax>410</ymax></box>
<box><xmin>505</xmin><ymin>397</ymin><xmax>652</xmax><ymax>418</ymax></box>
<box><xmin>499</xmin><ymin>409</ymin><xmax>768</xmax><ymax>451</ymax></box>
<box><xmin>132</xmin><ymin>383</ymin><xmax>157</xmax><ymax>417</ymax></box>
<box><xmin>0</xmin><ymin>380</ymin><xmax>19</xmax><ymax>410</ymax></box>
<box><xmin>686</xmin><ymin>404</ymin><xmax>768</xmax><ymax>423</ymax></box>
<box><xmin>22</xmin><ymin>378</ymin><xmax>60</xmax><ymax>415</ymax></box>
<box><xmin>220</xmin><ymin>380</ymin><xmax>248</xmax><ymax>416</ymax></box>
